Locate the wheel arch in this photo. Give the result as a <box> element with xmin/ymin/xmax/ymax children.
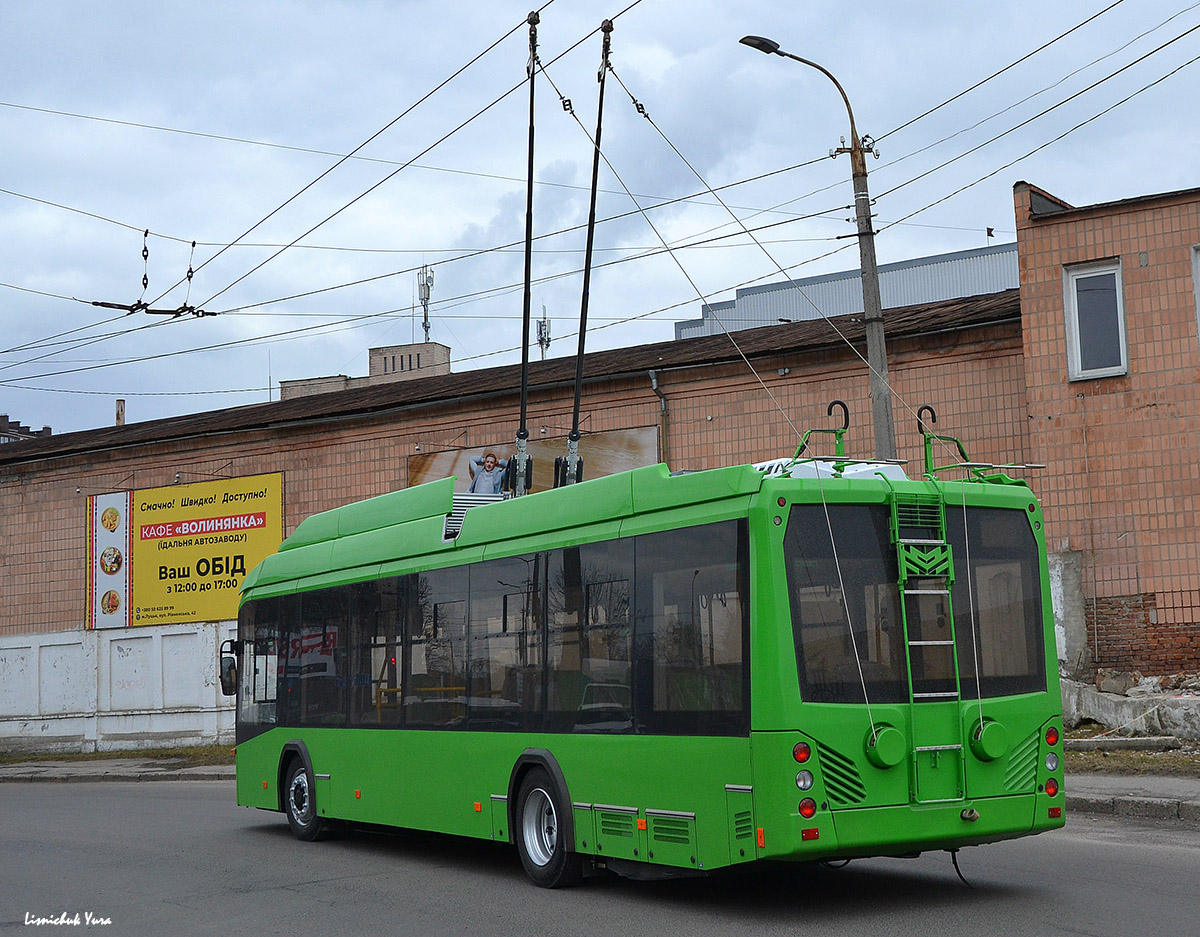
<box><xmin>277</xmin><ymin>740</ymin><xmax>315</xmax><ymax>813</ymax></box>
<box><xmin>508</xmin><ymin>748</ymin><xmax>575</xmax><ymax>852</ymax></box>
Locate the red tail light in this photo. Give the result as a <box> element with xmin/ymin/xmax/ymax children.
<box><xmin>793</xmin><ymin>742</ymin><xmax>811</xmax><ymax>763</ymax></box>
<box><xmin>798</xmin><ymin>798</ymin><xmax>817</xmax><ymax>819</ymax></box>
<box><xmin>1045</xmin><ymin>726</ymin><xmax>1059</xmax><ymax>746</ymax></box>
<box><xmin>1045</xmin><ymin>778</ymin><xmax>1059</xmax><ymax>797</ymax></box>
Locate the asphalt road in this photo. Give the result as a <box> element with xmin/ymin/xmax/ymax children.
<box><xmin>2</xmin><ymin>781</ymin><xmax>1196</xmax><ymax>936</ymax></box>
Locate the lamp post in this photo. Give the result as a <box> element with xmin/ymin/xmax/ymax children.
<box><xmin>740</xmin><ymin>35</ymin><xmax>896</xmax><ymax>461</ymax></box>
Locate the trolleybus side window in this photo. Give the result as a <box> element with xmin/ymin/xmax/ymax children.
<box><xmin>236</xmin><ymin>593</ymin><xmax>293</xmax><ymax>742</ymax></box>
<box><xmin>350</xmin><ymin>577</ymin><xmax>406</xmax><ymax>728</ymax></box>
<box><xmin>281</xmin><ymin>588</ymin><xmax>347</xmax><ymax>727</ymax></box>
<box><xmin>784</xmin><ymin>505</ymin><xmax>908</xmax><ymax>704</ymax></box>
<box><xmin>546</xmin><ymin>540</ymin><xmax>633</xmax><ymax>734</ymax></box>
<box><xmin>469</xmin><ymin>553</ymin><xmax>543</xmax><ymax>731</ymax></box>
<box><xmin>947</xmin><ymin>508</ymin><xmax>1047</xmax><ymax>698</ymax></box>
<box><xmin>238</xmin><ymin>519</ymin><xmax>749</xmax><ymax>738</ymax></box>
<box><xmin>407</xmin><ymin>568</ymin><xmax>468</xmax><ymax>728</ymax></box>
<box><xmin>634</xmin><ymin>521</ymin><xmax>749</xmax><ymax>736</ymax></box>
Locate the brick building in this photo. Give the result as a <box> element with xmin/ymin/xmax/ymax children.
<box><xmin>0</xmin><ymin>291</ymin><xmax>1024</xmax><ymax>751</ymax></box>
<box><xmin>1</xmin><ymin>415</ymin><xmax>52</xmax><ymax>444</ymax></box>
<box><xmin>0</xmin><ymin>179</ymin><xmax>1196</xmax><ymax>751</ymax></box>
<box><xmin>279</xmin><ymin>341</ymin><xmax>452</xmax><ymax>399</ymax></box>
<box><xmin>1014</xmin><ymin>181</ymin><xmax>1200</xmax><ymax>675</ymax></box>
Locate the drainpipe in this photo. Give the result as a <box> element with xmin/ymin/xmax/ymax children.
<box><xmin>648</xmin><ymin>370</ymin><xmax>669</xmax><ymax>465</ymax></box>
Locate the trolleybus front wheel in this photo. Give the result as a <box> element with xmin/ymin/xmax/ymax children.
<box><xmin>284</xmin><ymin>759</ymin><xmax>330</xmax><ymax>842</ymax></box>
<box><xmin>515</xmin><ymin>768</ymin><xmax>583</xmax><ymax>888</ymax></box>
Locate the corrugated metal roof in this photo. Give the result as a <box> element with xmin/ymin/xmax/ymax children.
<box><xmin>676</xmin><ymin>243</ymin><xmax>1017</xmax><ymax>339</ymax></box>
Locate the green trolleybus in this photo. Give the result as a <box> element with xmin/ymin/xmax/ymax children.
<box><xmin>221</xmin><ymin>445</ymin><xmax>1065</xmax><ymax>886</ymax></box>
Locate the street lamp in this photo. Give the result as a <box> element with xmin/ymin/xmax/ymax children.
<box><xmin>740</xmin><ymin>35</ymin><xmax>896</xmax><ymax>461</ymax></box>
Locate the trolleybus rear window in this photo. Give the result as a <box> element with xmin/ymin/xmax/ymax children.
<box><xmin>947</xmin><ymin>507</ymin><xmax>1047</xmax><ymax>698</ymax></box>
<box><xmin>784</xmin><ymin>503</ymin><xmax>1047</xmax><ymax>704</ymax></box>
<box><xmin>784</xmin><ymin>504</ymin><xmax>908</xmax><ymax>704</ymax></box>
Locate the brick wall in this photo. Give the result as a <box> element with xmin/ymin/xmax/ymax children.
<box><xmin>1016</xmin><ymin>182</ymin><xmax>1200</xmax><ymax>671</ymax></box>
<box><xmin>0</xmin><ymin>320</ymin><xmax>1027</xmax><ymax>639</ymax></box>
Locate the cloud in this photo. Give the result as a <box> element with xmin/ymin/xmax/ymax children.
<box><xmin>3</xmin><ymin>0</ymin><xmax>1198</xmax><ymax>433</ymax></box>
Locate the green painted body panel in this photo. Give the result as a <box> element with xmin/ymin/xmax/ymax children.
<box><xmin>242</xmin><ymin>541</ymin><xmax>334</xmax><ymax>594</ymax></box>
<box><xmin>480</xmin><ymin>521</ymin><xmax>624</xmax><ymax>560</ymax></box>
<box><xmin>238</xmin><ymin>726</ymin><xmax>752</xmax><ymax>871</ymax></box>
<box><xmin>629</xmin><ymin>462</ymin><xmax>764</xmax><ymax>513</ymax></box>
<box><xmin>234</xmin><ymin>459</ymin><xmax>1065</xmax><ymax>874</ymax></box>
<box><xmin>278</xmin><ymin>508</ymin><xmax>341</xmax><ymax>553</ymax></box>
<box><xmin>327</xmin><ymin>515</ymin><xmax>449</xmax><ymax>571</ymax></box>
<box><xmin>456</xmin><ymin>471</ymin><xmax>635</xmax><ymax>546</ymax></box>
<box><xmin>286</xmin><ymin>476</ymin><xmax>457</xmax><ymax>548</ymax></box>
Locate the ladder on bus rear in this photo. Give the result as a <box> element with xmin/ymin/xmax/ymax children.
<box><xmin>891</xmin><ymin>491</ymin><xmax>966</xmax><ymax>805</ymax></box>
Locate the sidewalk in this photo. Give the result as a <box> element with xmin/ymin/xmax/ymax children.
<box><xmin>1064</xmin><ymin>772</ymin><xmax>1200</xmax><ymax>824</ymax></box>
<box><xmin>0</xmin><ymin>757</ymin><xmax>234</xmax><ymax>783</ymax></box>
<box><xmin>0</xmin><ymin>756</ymin><xmax>1196</xmax><ymax>825</ymax></box>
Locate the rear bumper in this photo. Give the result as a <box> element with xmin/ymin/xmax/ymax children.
<box><xmin>773</xmin><ymin>792</ymin><xmax>1063</xmax><ymax>861</ymax></box>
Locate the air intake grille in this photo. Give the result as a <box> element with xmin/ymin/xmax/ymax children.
<box><xmin>894</xmin><ymin>494</ymin><xmax>944</xmax><ymax>541</ymax></box>
<box><xmin>443</xmin><ymin>493</ymin><xmax>504</xmax><ymax>538</ymax></box>
<box><xmin>598</xmin><ymin>811</ymin><xmax>635</xmax><ymax>839</ymax></box>
<box><xmin>1004</xmin><ymin>731</ymin><xmax>1039</xmax><ymax>792</ymax></box>
<box><xmin>817</xmin><ymin>742</ymin><xmax>867</xmax><ymax>806</ymax></box>
<box><xmin>650</xmin><ymin>817</ymin><xmax>691</xmax><ymax>845</ymax></box>
<box><xmin>733</xmin><ymin>809</ymin><xmax>754</xmax><ymax>841</ymax></box>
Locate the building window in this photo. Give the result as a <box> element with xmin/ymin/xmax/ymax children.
<box><xmin>1063</xmin><ymin>260</ymin><xmax>1126</xmax><ymax>380</ymax></box>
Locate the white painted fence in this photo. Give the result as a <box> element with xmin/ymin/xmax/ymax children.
<box><xmin>0</xmin><ymin>622</ymin><xmax>236</xmax><ymax>753</ymax></box>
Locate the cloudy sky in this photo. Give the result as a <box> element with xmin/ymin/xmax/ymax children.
<box><xmin>3</xmin><ymin>0</ymin><xmax>1198</xmax><ymax>435</ymax></box>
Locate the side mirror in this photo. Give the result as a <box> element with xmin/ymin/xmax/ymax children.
<box><xmin>219</xmin><ymin>656</ymin><xmax>238</xmax><ymax>696</ymax></box>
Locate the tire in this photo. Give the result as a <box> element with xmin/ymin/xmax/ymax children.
<box><xmin>283</xmin><ymin>759</ymin><xmax>329</xmax><ymax>842</ymax></box>
<box><xmin>515</xmin><ymin>767</ymin><xmax>583</xmax><ymax>888</ymax></box>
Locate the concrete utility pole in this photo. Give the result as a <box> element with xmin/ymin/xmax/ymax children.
<box><xmin>739</xmin><ymin>36</ymin><xmax>897</xmax><ymax>460</ymax></box>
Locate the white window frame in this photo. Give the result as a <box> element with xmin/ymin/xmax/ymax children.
<box><xmin>1063</xmin><ymin>259</ymin><xmax>1127</xmax><ymax>381</ymax></box>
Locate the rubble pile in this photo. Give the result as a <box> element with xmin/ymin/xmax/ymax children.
<box><xmin>1095</xmin><ymin>669</ymin><xmax>1200</xmax><ymax>697</ymax></box>
<box><xmin>1062</xmin><ymin>673</ymin><xmax>1200</xmax><ymax>740</ymax></box>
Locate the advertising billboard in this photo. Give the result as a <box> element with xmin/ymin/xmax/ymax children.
<box><xmin>86</xmin><ymin>473</ymin><xmax>283</xmax><ymax>628</ymax></box>
<box><xmin>86</xmin><ymin>492</ymin><xmax>134</xmax><ymax>629</ymax></box>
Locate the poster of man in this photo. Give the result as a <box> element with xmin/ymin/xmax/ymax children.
<box><xmin>468</xmin><ymin>451</ymin><xmax>509</xmax><ymax>493</ymax></box>
<box><xmin>407</xmin><ymin>427</ymin><xmax>657</xmax><ymax>495</ymax></box>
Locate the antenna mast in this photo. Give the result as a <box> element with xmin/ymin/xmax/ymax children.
<box><xmin>537</xmin><ymin>303</ymin><xmax>550</xmax><ymax>360</ymax></box>
<box><xmin>417</xmin><ymin>265</ymin><xmax>434</xmax><ymax>343</ymax></box>
<box><xmin>557</xmin><ymin>19</ymin><xmax>613</xmax><ymax>488</ymax></box>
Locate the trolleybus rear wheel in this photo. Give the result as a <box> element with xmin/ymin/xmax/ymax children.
<box><xmin>515</xmin><ymin>768</ymin><xmax>582</xmax><ymax>888</ymax></box>
<box><xmin>284</xmin><ymin>759</ymin><xmax>328</xmax><ymax>842</ymax></box>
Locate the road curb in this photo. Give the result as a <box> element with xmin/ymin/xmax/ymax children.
<box><xmin>1066</xmin><ymin>792</ymin><xmax>1113</xmax><ymax>815</ymax></box>
<box><xmin>1068</xmin><ymin>792</ymin><xmax>1200</xmax><ymax>825</ymax></box>
<box><xmin>1114</xmin><ymin>796</ymin><xmax>1184</xmax><ymax>821</ymax></box>
<box><xmin>1065</xmin><ymin>736</ymin><xmax>1182</xmax><ymax>752</ymax></box>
